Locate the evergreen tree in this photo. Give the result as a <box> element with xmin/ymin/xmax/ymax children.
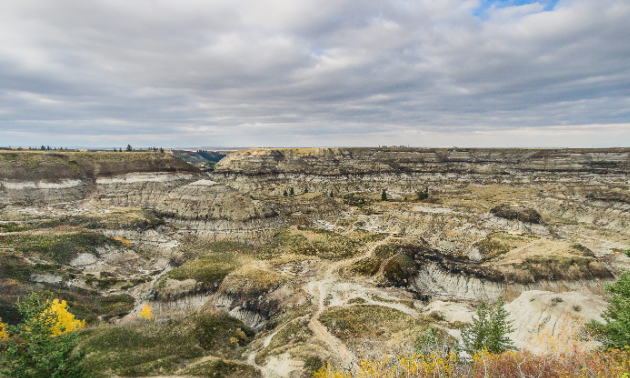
<box><xmin>418</xmin><ymin>186</ymin><xmax>429</xmax><ymax>200</ymax></box>
<box><xmin>283</xmin><ymin>190</ymin><xmax>288</xmax><ymax>196</ymax></box>
<box><xmin>486</xmin><ymin>297</ymin><xmax>516</xmax><ymax>353</ymax></box>
<box><xmin>303</xmin><ymin>188</ymin><xmax>308</xmax><ymax>194</ymax></box>
<box><xmin>159</xmin><ymin>147</ymin><xmax>164</xmax><ymax>153</ymax></box>
<box><xmin>461</xmin><ymin>297</ymin><xmax>515</xmax><ymax>355</ymax></box>
<box><xmin>381</xmin><ymin>189</ymin><xmax>388</xmax><ymax>201</ymax></box>
<box><xmin>126</xmin><ymin>144</ymin><xmax>132</xmax><ymax>152</ymax></box>
<box><xmin>591</xmin><ymin>270</ymin><xmax>630</xmax><ymax>348</ymax></box>
<box><xmin>289</xmin><ymin>187</ymin><xmax>294</xmax><ymax>195</ymax></box>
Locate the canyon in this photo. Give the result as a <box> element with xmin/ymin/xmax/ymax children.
<box><xmin>1</xmin><ymin>147</ymin><xmax>630</xmax><ymax>377</ymax></box>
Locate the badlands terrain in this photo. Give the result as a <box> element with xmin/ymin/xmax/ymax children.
<box><xmin>1</xmin><ymin>147</ymin><xmax>630</xmax><ymax>377</ymax></box>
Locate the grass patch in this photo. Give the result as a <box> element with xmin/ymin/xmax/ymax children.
<box><xmin>347</xmin><ymin>297</ymin><xmax>368</xmax><ymax>305</ymax></box>
<box><xmin>0</xmin><ymin>231</ymin><xmax>124</xmax><ymax>264</ymax></box>
<box><xmin>219</xmin><ymin>267</ymin><xmax>283</xmax><ymax>298</ymax></box>
<box><xmin>0</xmin><ymin>222</ymin><xmax>30</xmax><ymax>232</ymax></box>
<box><xmin>181</xmin><ymin>359</ymin><xmax>259</xmax><ymax>378</ymax></box>
<box><xmin>320</xmin><ymin>305</ymin><xmax>423</xmax><ymax>342</ymax></box>
<box><xmin>97</xmin><ymin>294</ymin><xmax>135</xmax><ymax>320</ymax></box>
<box><xmin>0</xmin><ymin>254</ymin><xmax>61</xmax><ymax>282</ymax></box>
<box><xmin>374</xmin><ymin>244</ymin><xmax>397</xmax><ymax>260</ymax></box>
<box><xmin>80</xmin><ymin>322</ymin><xmax>205</xmax><ymax>377</ymax></box>
<box><xmin>168</xmin><ymin>253</ymin><xmax>238</xmax><ymax>289</ymax></box>
<box><xmin>32</xmin><ymin>209</ymin><xmax>165</xmax><ymax>231</ymax></box>
<box><xmin>350</xmin><ymin>257</ymin><xmax>381</xmax><ymax>276</ymax></box>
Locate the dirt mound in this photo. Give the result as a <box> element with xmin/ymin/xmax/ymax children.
<box><xmin>490</xmin><ymin>204</ymin><xmax>542</xmax><ymax>223</ymax></box>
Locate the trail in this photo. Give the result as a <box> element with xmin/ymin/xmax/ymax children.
<box><xmin>306</xmin><ymin>235</ymin><xmax>395</xmax><ymax>369</ymax></box>
<box><xmin>248</xmin><ymin>234</ymin><xmax>426</xmax><ymax>376</ymax></box>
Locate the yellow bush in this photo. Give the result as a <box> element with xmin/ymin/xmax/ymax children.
<box><xmin>0</xmin><ymin>318</ymin><xmax>8</xmax><ymax>340</ymax></box>
<box><xmin>44</xmin><ymin>299</ymin><xmax>86</xmax><ymax>336</ymax></box>
<box><xmin>139</xmin><ymin>304</ymin><xmax>153</xmax><ymax>320</ymax></box>
<box><xmin>114</xmin><ymin>236</ymin><xmax>131</xmax><ymax>246</ymax></box>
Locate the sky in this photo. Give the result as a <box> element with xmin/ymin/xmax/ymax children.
<box><xmin>0</xmin><ymin>0</ymin><xmax>629</xmax><ymax>148</ymax></box>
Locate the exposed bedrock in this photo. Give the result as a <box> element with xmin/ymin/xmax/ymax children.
<box><xmin>214</xmin><ymin>147</ymin><xmax>630</xmax><ymax>176</ymax></box>
<box><xmin>0</xmin><ymin>152</ymin><xmax>203</xmax><ymax>206</ymax></box>
<box><xmin>155</xmin><ymin>180</ymin><xmax>275</xmax><ymax>222</ymax></box>
<box><xmin>378</xmin><ymin>239</ymin><xmax>614</xmax><ymax>301</ymax></box>
<box><xmin>414</xmin><ymin>263</ymin><xmax>609</xmax><ymax>302</ymax></box>
<box><xmin>154</xmin><ymin>180</ymin><xmax>283</xmax><ymax>239</ymax></box>
<box><xmin>211</xmin><ymin>148</ymin><xmax>630</xmax><ymax>194</ymax></box>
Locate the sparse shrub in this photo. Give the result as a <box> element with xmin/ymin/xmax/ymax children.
<box><xmin>382</xmin><ymin>254</ymin><xmax>416</xmax><ymax>285</ymax></box>
<box><xmin>192</xmin><ymin>312</ymin><xmax>254</xmax><ymax>350</ymax></box>
<box><xmin>418</xmin><ymin>186</ymin><xmax>429</xmax><ymax>200</ymax></box>
<box><xmin>139</xmin><ymin>304</ymin><xmax>153</xmax><ymax>320</ymax></box>
<box><xmin>304</xmin><ymin>356</ymin><xmax>324</xmax><ymax>375</ymax></box>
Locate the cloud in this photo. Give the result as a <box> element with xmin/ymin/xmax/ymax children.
<box><xmin>0</xmin><ymin>0</ymin><xmax>628</xmax><ymax>147</ymax></box>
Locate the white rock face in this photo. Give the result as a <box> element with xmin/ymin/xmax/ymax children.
<box><xmin>505</xmin><ymin>290</ymin><xmax>608</xmax><ymax>352</ymax></box>
<box><xmin>414</xmin><ymin>262</ymin><xmax>608</xmax><ymax>302</ymax></box>
<box><xmin>31</xmin><ymin>273</ymin><xmax>63</xmax><ymax>284</ymax></box>
<box><xmin>70</xmin><ymin>253</ymin><xmax>99</xmax><ymax>267</ymax></box>
<box><xmin>423</xmin><ymin>300</ymin><xmax>475</xmax><ymax>323</ymax></box>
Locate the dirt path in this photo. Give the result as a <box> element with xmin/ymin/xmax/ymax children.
<box><xmin>305</xmin><ymin>235</ymin><xmax>396</xmax><ymax>369</ymax></box>
<box><xmin>247</xmin><ymin>234</ymin><xmax>412</xmax><ymax>376</ymax></box>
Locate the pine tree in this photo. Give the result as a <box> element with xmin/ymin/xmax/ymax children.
<box><xmin>381</xmin><ymin>189</ymin><xmax>388</xmax><ymax>201</ymax></box>
<box><xmin>486</xmin><ymin>297</ymin><xmax>516</xmax><ymax>353</ymax></box>
<box><xmin>591</xmin><ymin>270</ymin><xmax>630</xmax><ymax>349</ymax></box>
<box><xmin>461</xmin><ymin>298</ymin><xmax>515</xmax><ymax>355</ymax></box>
<box><xmin>126</xmin><ymin>144</ymin><xmax>132</xmax><ymax>152</ymax></box>
<box><xmin>283</xmin><ymin>190</ymin><xmax>288</xmax><ymax>196</ymax></box>
<box><xmin>289</xmin><ymin>187</ymin><xmax>294</xmax><ymax>195</ymax></box>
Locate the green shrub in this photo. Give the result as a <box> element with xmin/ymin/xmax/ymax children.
<box><xmin>80</xmin><ymin>322</ymin><xmax>204</xmax><ymax>376</ymax></box>
<box><xmin>590</xmin><ymin>270</ymin><xmax>630</xmax><ymax>349</ymax></box>
<box><xmin>192</xmin><ymin>313</ymin><xmax>254</xmax><ymax>351</ymax></box>
<box><xmin>383</xmin><ymin>254</ymin><xmax>416</xmax><ymax>284</ymax></box>
<box><xmin>0</xmin><ymin>292</ymin><xmax>92</xmax><ymax>378</ymax></box>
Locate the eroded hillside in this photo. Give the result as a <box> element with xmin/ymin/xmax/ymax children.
<box><xmin>2</xmin><ymin>148</ymin><xmax>630</xmax><ymax>377</ymax></box>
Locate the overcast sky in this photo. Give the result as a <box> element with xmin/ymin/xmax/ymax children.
<box><xmin>1</xmin><ymin>0</ymin><xmax>629</xmax><ymax>148</ymax></box>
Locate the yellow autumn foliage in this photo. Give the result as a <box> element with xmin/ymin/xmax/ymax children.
<box><xmin>114</xmin><ymin>236</ymin><xmax>132</xmax><ymax>246</ymax></box>
<box><xmin>139</xmin><ymin>304</ymin><xmax>153</xmax><ymax>320</ymax></box>
<box><xmin>43</xmin><ymin>299</ymin><xmax>86</xmax><ymax>336</ymax></box>
<box><xmin>0</xmin><ymin>318</ymin><xmax>8</xmax><ymax>340</ymax></box>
